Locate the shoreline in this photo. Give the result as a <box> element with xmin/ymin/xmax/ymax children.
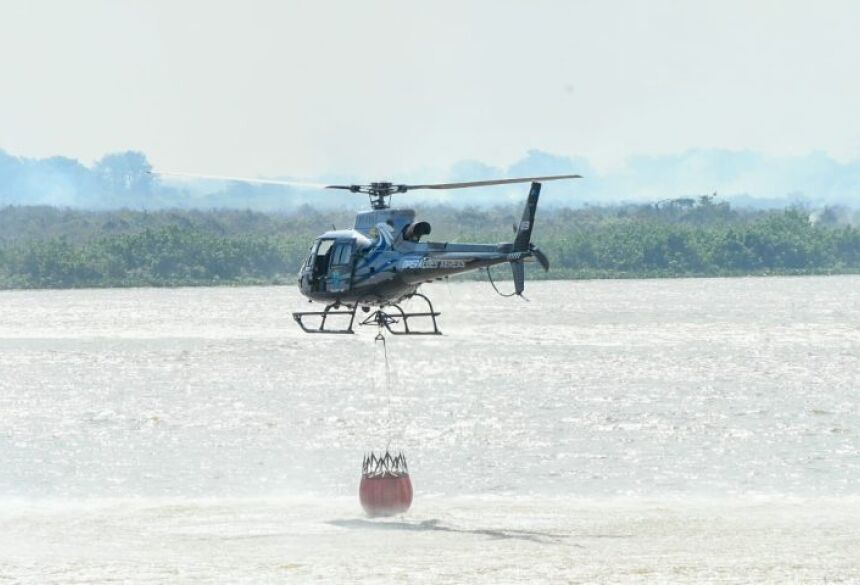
<box><xmin>2</xmin><ymin>268</ymin><xmax>860</xmax><ymax>292</ymax></box>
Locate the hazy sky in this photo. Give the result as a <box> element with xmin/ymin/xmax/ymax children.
<box><xmin>2</xmin><ymin>0</ymin><xmax>859</xmax><ymax>181</ymax></box>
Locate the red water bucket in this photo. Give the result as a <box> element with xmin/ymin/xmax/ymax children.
<box><xmin>359</xmin><ymin>451</ymin><xmax>413</xmax><ymax>517</ymax></box>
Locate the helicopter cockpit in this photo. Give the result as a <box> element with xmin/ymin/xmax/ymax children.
<box><xmin>304</xmin><ymin>230</ymin><xmax>373</xmax><ymax>293</ymax></box>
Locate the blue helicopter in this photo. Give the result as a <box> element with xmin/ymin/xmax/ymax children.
<box><xmin>155</xmin><ymin>172</ymin><xmax>580</xmax><ymax>334</ymax></box>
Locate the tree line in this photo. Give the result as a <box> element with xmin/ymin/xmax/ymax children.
<box><xmin>1</xmin><ymin>199</ymin><xmax>858</xmax><ymax>289</ymax></box>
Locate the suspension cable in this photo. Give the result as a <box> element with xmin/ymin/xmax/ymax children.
<box><xmin>374</xmin><ymin>330</ymin><xmax>393</xmax><ymax>450</ymax></box>
<box><xmin>486</xmin><ymin>266</ymin><xmax>518</xmax><ymax>297</ymax></box>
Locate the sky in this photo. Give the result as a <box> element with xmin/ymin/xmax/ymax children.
<box><xmin>2</xmin><ymin>0</ymin><xmax>860</xmax><ymax>198</ymax></box>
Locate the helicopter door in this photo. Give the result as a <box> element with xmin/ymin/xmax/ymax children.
<box><xmin>326</xmin><ymin>240</ymin><xmax>355</xmax><ymax>293</ymax></box>
<box><xmin>309</xmin><ymin>239</ymin><xmax>334</xmax><ymax>292</ymax></box>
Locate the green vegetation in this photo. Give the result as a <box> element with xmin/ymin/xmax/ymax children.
<box><xmin>1</xmin><ymin>198</ymin><xmax>859</xmax><ymax>289</ymax></box>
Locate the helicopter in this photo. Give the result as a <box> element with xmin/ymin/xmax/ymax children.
<box><xmin>153</xmin><ymin>171</ymin><xmax>581</xmax><ymax>334</ymax></box>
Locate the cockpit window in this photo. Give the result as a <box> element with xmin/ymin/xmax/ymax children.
<box><xmin>316</xmin><ymin>239</ymin><xmax>334</xmax><ymax>256</ymax></box>
<box><xmin>331</xmin><ymin>242</ymin><xmax>352</xmax><ymax>266</ymax></box>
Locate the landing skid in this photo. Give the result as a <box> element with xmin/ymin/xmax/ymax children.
<box><xmin>292</xmin><ymin>293</ymin><xmax>442</xmax><ymax>335</ymax></box>
<box><xmin>292</xmin><ymin>304</ymin><xmax>358</xmax><ymax>334</ymax></box>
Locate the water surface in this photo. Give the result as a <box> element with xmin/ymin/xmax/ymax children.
<box><xmin>1</xmin><ymin>277</ymin><xmax>858</xmax><ymax>583</ymax></box>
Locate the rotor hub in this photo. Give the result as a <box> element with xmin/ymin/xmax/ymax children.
<box><xmin>355</xmin><ymin>182</ymin><xmax>406</xmax><ymax>209</ymax></box>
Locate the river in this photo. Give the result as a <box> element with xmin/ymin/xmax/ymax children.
<box><xmin>1</xmin><ymin>277</ymin><xmax>858</xmax><ymax>583</ymax></box>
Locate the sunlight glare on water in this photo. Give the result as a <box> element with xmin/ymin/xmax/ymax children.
<box><xmin>0</xmin><ymin>277</ymin><xmax>858</xmax><ymax>583</ymax></box>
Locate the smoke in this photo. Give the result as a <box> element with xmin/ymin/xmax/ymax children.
<box><xmin>0</xmin><ymin>149</ymin><xmax>155</xmax><ymax>209</ymax></box>
<box><xmin>1</xmin><ymin>147</ymin><xmax>859</xmax><ymax>211</ymax></box>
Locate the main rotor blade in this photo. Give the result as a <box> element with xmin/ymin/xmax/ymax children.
<box><xmin>404</xmin><ymin>174</ymin><xmax>582</xmax><ymax>190</ymax></box>
<box><xmin>150</xmin><ymin>170</ymin><xmax>329</xmax><ymax>189</ymax></box>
